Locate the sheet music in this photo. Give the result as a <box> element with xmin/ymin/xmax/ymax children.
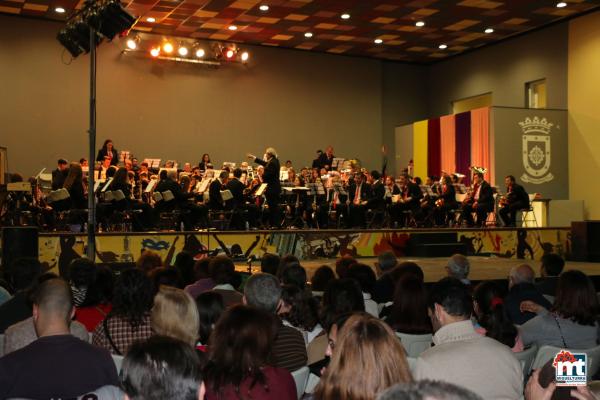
<box><xmin>221</xmin><ymin>189</ymin><xmax>233</xmax><ymax>201</ymax></box>
<box><xmin>255</xmin><ymin>183</ymin><xmax>268</xmax><ymax>197</ymax></box>
<box><xmin>145</xmin><ymin>179</ymin><xmax>157</xmax><ymax>193</ymax></box>
<box><xmin>101</xmin><ymin>178</ymin><xmax>113</xmax><ymax>193</ymax></box>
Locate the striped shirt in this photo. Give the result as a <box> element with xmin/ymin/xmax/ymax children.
<box><xmin>271</xmin><ymin>321</ymin><xmax>308</xmax><ymax>372</ymax></box>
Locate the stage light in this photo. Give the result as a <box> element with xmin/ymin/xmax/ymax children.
<box><xmin>126</xmin><ymin>38</ymin><xmax>137</xmax><ymax>50</ymax></box>
<box><xmin>150</xmin><ymin>47</ymin><xmax>160</xmax><ymax>57</ymax></box>
<box><xmin>241</xmin><ymin>51</ymin><xmax>249</xmax><ymax>61</ymax></box>
<box><xmin>415</xmin><ymin>21</ymin><xmax>425</xmax><ymax>27</ymax></box>
<box><xmin>178</xmin><ymin>46</ymin><xmax>189</xmax><ymax>56</ymax></box>
<box><xmin>556</xmin><ymin>2</ymin><xmax>567</xmax><ymax>7</ymax></box>
<box><xmin>226</xmin><ymin>49</ymin><xmax>235</xmax><ymax>58</ymax></box>
<box><xmin>195</xmin><ymin>48</ymin><xmax>205</xmax><ymax>58</ymax></box>
<box><xmin>341</xmin><ymin>13</ymin><xmax>350</xmax><ymax>20</ymax></box>
<box><xmin>485</xmin><ymin>28</ymin><xmax>494</xmax><ymax>34</ymax></box>
<box><xmin>163</xmin><ymin>42</ymin><xmax>174</xmax><ymax>53</ymax></box>
<box><xmin>374</xmin><ymin>38</ymin><xmax>383</xmax><ymax>44</ymax></box>
<box><xmin>55</xmin><ymin>7</ymin><xmax>66</xmax><ymax>13</ymax></box>
<box><xmin>228</xmin><ymin>25</ymin><xmax>238</xmax><ymax>31</ymax></box>
<box><xmin>304</xmin><ymin>32</ymin><xmax>313</xmax><ymax>38</ymax></box>
<box><xmin>439</xmin><ymin>44</ymin><xmax>447</xmax><ymax>49</ymax></box>
<box><xmin>259</xmin><ymin>4</ymin><xmax>269</xmax><ymax>11</ymax></box>
<box><xmin>146</xmin><ymin>17</ymin><xmax>155</xmax><ymax>22</ymax></box>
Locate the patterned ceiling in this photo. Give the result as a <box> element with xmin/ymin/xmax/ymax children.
<box><xmin>3</xmin><ymin>0</ymin><xmax>600</xmax><ymax>62</ymax></box>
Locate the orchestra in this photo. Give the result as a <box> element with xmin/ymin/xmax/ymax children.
<box><xmin>0</xmin><ymin>140</ymin><xmax>532</xmax><ymax>232</ymax></box>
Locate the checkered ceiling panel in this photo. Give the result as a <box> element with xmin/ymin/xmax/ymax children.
<box><xmin>3</xmin><ymin>0</ymin><xmax>599</xmax><ymax>62</ymax></box>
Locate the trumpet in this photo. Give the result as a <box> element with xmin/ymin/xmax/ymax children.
<box><xmin>435</xmin><ymin>198</ymin><xmax>445</xmax><ymax>208</ymax></box>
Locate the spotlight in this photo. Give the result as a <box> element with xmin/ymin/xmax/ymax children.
<box><xmin>304</xmin><ymin>32</ymin><xmax>313</xmax><ymax>38</ymax></box>
<box><xmin>341</xmin><ymin>13</ymin><xmax>350</xmax><ymax>20</ymax></box>
<box><xmin>126</xmin><ymin>39</ymin><xmax>137</xmax><ymax>50</ymax></box>
<box><xmin>241</xmin><ymin>51</ymin><xmax>249</xmax><ymax>61</ymax></box>
<box><xmin>150</xmin><ymin>47</ymin><xmax>160</xmax><ymax>57</ymax></box>
<box><xmin>195</xmin><ymin>48</ymin><xmax>205</xmax><ymax>58</ymax></box>
<box><xmin>484</xmin><ymin>28</ymin><xmax>494</xmax><ymax>34</ymax></box>
<box><xmin>146</xmin><ymin>17</ymin><xmax>156</xmax><ymax>22</ymax></box>
<box><xmin>259</xmin><ymin>4</ymin><xmax>269</xmax><ymax>11</ymax></box>
<box><xmin>228</xmin><ymin>25</ymin><xmax>238</xmax><ymax>31</ymax></box>
<box><xmin>374</xmin><ymin>38</ymin><xmax>383</xmax><ymax>44</ymax></box>
<box><xmin>439</xmin><ymin>44</ymin><xmax>447</xmax><ymax>49</ymax></box>
<box><xmin>556</xmin><ymin>2</ymin><xmax>567</xmax><ymax>7</ymax></box>
<box><xmin>226</xmin><ymin>49</ymin><xmax>235</xmax><ymax>58</ymax></box>
<box><xmin>415</xmin><ymin>21</ymin><xmax>425</xmax><ymax>27</ymax></box>
<box><xmin>55</xmin><ymin>7</ymin><xmax>66</xmax><ymax>13</ymax></box>
<box><xmin>163</xmin><ymin>42</ymin><xmax>174</xmax><ymax>53</ymax></box>
<box><xmin>178</xmin><ymin>46</ymin><xmax>189</xmax><ymax>56</ymax></box>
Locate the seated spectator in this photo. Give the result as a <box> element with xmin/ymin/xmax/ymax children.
<box><xmin>445</xmin><ymin>254</ymin><xmax>471</xmax><ymax>286</ymax></box>
<box><xmin>68</xmin><ymin>258</ymin><xmax>97</xmax><ymax>306</ymax></box>
<box><xmin>385</xmin><ymin>275</ymin><xmax>432</xmax><ymax>335</ymax></box>
<box><xmin>0</xmin><ymin>257</ymin><xmax>42</xmax><ymax>333</ymax></box>
<box><xmin>122</xmin><ymin>336</ymin><xmax>205</xmax><ymax>400</ymax></box>
<box><xmin>244</xmin><ymin>273</ymin><xmax>308</xmax><ymax>371</ymax></box>
<box><xmin>377</xmin><ymin>380</ymin><xmax>483</xmax><ymax>400</ymax></box>
<box><xmin>310</xmin><ymin>265</ymin><xmax>335</xmax><ymax>299</ymax></box>
<box><xmin>74</xmin><ymin>265</ymin><xmax>114</xmax><ymax>332</ymax></box>
<box><xmin>208</xmin><ymin>255</ymin><xmax>243</xmax><ymax>307</ymax></box>
<box><xmin>149</xmin><ymin>266</ymin><xmax>183</xmax><ymax>288</ymax></box>
<box><xmin>415</xmin><ymin>278</ymin><xmax>523</xmax><ymax>400</ymax></box>
<box><xmin>472</xmin><ymin>281</ymin><xmax>523</xmax><ymax>352</ymax></box>
<box><xmin>346</xmin><ymin>263</ymin><xmax>379</xmax><ymax>317</ymax></box>
<box><xmin>185</xmin><ymin>258</ymin><xmax>215</xmax><ymax>299</ymax></box>
<box><xmin>373</xmin><ymin>251</ymin><xmax>399</xmax><ymax>304</ymax></box>
<box><xmin>320</xmin><ymin>278</ymin><xmax>365</xmax><ymax>330</ymax></box>
<box><xmin>136</xmin><ymin>250</ymin><xmax>163</xmax><ymax>274</ymax></box>
<box><xmin>279</xmin><ymin>284</ymin><xmax>322</xmax><ymax>344</ymax></box>
<box><xmin>204</xmin><ymin>305</ymin><xmax>296</xmax><ymax>400</ymax></box>
<box><xmin>0</xmin><ymin>278</ymin><xmax>118</xmax><ymax>399</ymax></box>
<box><xmin>174</xmin><ymin>251</ymin><xmax>196</xmax><ymax>287</ymax></box>
<box><xmin>195</xmin><ymin>291</ymin><xmax>225</xmax><ymax>352</ymax></box>
<box><xmin>535</xmin><ymin>253</ymin><xmax>565</xmax><ymax>297</ymax></box>
<box><xmin>261</xmin><ymin>253</ymin><xmax>281</xmax><ymax>275</ymax></box>
<box><xmin>93</xmin><ymin>268</ymin><xmax>155</xmax><ymax>355</ymax></box>
<box><xmin>280</xmin><ymin>263</ymin><xmax>308</xmax><ymax>290</ymax></box>
<box><xmin>520</xmin><ymin>269</ymin><xmax>600</xmax><ymax>349</ymax></box>
<box><xmin>504</xmin><ymin>264</ymin><xmax>552</xmax><ymax>325</ymax></box>
<box><xmin>314</xmin><ymin>313</ymin><xmax>412</xmax><ymax>400</ymax></box>
<box><xmin>279</xmin><ymin>254</ymin><xmax>300</xmax><ymax>272</ymax></box>
<box><xmin>335</xmin><ymin>255</ymin><xmax>357</xmax><ymax>279</ymax></box>
<box><xmin>152</xmin><ymin>285</ymin><xmax>199</xmax><ymax>347</ymax></box>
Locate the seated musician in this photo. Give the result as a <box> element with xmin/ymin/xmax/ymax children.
<box><xmin>460</xmin><ymin>170</ymin><xmax>494</xmax><ymax>227</ymax></box>
<box><xmin>208</xmin><ymin>170</ymin><xmax>229</xmax><ymax>211</ymax></box>
<box><xmin>390</xmin><ymin>174</ymin><xmax>423</xmax><ymax>227</ymax></box>
<box><xmin>433</xmin><ymin>175</ymin><xmax>458</xmax><ymax>226</ymax></box>
<box><xmin>62</xmin><ymin>162</ymin><xmax>86</xmax><ymax>211</ymax></box>
<box><xmin>347</xmin><ymin>172</ymin><xmax>372</xmax><ymax>228</ymax></box>
<box><xmin>155</xmin><ymin>169</ymin><xmax>206</xmax><ymax>230</ymax></box>
<box><xmin>51</xmin><ymin>159</ymin><xmax>69</xmax><ymax>191</ymax></box>
<box><xmin>108</xmin><ymin>167</ymin><xmax>154</xmax><ymax>231</ymax></box>
<box><xmin>498</xmin><ymin>175</ymin><xmax>530</xmax><ymax>227</ymax></box>
<box><xmin>226</xmin><ymin>168</ymin><xmax>258</xmax><ymax>229</ymax></box>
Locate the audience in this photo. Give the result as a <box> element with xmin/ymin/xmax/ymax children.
<box><xmin>0</xmin><ymin>278</ymin><xmax>118</xmax><ymax>399</ymax></box>
<box><xmin>378</xmin><ymin>380</ymin><xmax>483</xmax><ymax>400</ymax></box>
<box><xmin>385</xmin><ymin>275</ymin><xmax>432</xmax><ymax>335</ymax></box>
<box><xmin>520</xmin><ymin>269</ymin><xmax>600</xmax><ymax>349</ymax></box>
<box><xmin>174</xmin><ymin>251</ymin><xmax>196</xmax><ymax>288</ymax></box>
<box><xmin>0</xmin><ymin>257</ymin><xmax>42</xmax><ymax>333</ymax></box>
<box><xmin>244</xmin><ymin>273</ymin><xmax>308</xmax><ymax>371</ymax></box>
<box><xmin>280</xmin><ymin>263</ymin><xmax>308</xmax><ymax>290</ymax></box>
<box><xmin>151</xmin><ymin>285</ymin><xmax>199</xmax><ymax>347</ymax></box>
<box><xmin>320</xmin><ymin>278</ymin><xmax>365</xmax><ymax>330</ymax></box>
<box><xmin>314</xmin><ymin>313</ymin><xmax>412</xmax><ymax>400</ymax></box>
<box><xmin>93</xmin><ymin>268</ymin><xmax>155</xmax><ymax>355</ymax></box>
<box><xmin>373</xmin><ymin>251</ymin><xmax>399</xmax><ymax>303</ymax></box>
<box><xmin>335</xmin><ymin>255</ymin><xmax>357</xmax><ymax>279</ymax></box>
<box><xmin>208</xmin><ymin>255</ymin><xmax>243</xmax><ymax>307</ymax></box>
<box><xmin>122</xmin><ymin>335</ymin><xmax>205</xmax><ymax>400</ymax></box>
<box><xmin>195</xmin><ymin>291</ymin><xmax>225</xmax><ymax>351</ymax></box>
<box><xmin>136</xmin><ymin>250</ymin><xmax>163</xmax><ymax>274</ymax></box>
<box><xmin>346</xmin><ymin>263</ymin><xmax>379</xmax><ymax>317</ymax></box>
<box><xmin>68</xmin><ymin>258</ymin><xmax>98</xmax><ymax>306</ymax></box>
<box><xmin>536</xmin><ymin>253</ymin><xmax>565</xmax><ymax>297</ymax></box>
<box><xmin>504</xmin><ymin>264</ymin><xmax>552</xmax><ymax>325</ymax></box>
<box><xmin>261</xmin><ymin>253</ymin><xmax>281</xmax><ymax>276</ymax></box>
<box><xmin>279</xmin><ymin>284</ymin><xmax>322</xmax><ymax>344</ymax></box>
<box><xmin>310</xmin><ymin>265</ymin><xmax>335</xmax><ymax>298</ymax></box>
<box><xmin>74</xmin><ymin>265</ymin><xmax>114</xmax><ymax>332</ymax></box>
<box><xmin>203</xmin><ymin>305</ymin><xmax>296</xmax><ymax>400</ymax></box>
<box><xmin>149</xmin><ymin>266</ymin><xmax>183</xmax><ymax>288</ymax></box>
<box><xmin>415</xmin><ymin>277</ymin><xmax>523</xmax><ymax>400</ymax></box>
<box><xmin>185</xmin><ymin>257</ymin><xmax>216</xmax><ymax>299</ymax></box>
<box><xmin>445</xmin><ymin>254</ymin><xmax>471</xmax><ymax>286</ymax></box>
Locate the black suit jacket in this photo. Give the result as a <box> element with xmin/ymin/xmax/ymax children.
<box><xmin>254</xmin><ymin>157</ymin><xmax>281</xmax><ymax>194</ymax></box>
<box><xmin>368</xmin><ymin>180</ymin><xmax>386</xmax><ymax>209</ymax></box>
<box><xmin>208</xmin><ymin>179</ymin><xmax>224</xmax><ymax>210</ymax></box>
<box><xmin>155</xmin><ymin>178</ymin><xmax>189</xmax><ymax>205</ymax></box>
<box><xmin>51</xmin><ymin>169</ymin><xmax>68</xmax><ymax>191</ymax></box>
<box><xmin>96</xmin><ymin>148</ymin><xmax>119</xmax><ymax>166</ymax></box>
<box><xmin>348</xmin><ymin>182</ymin><xmax>372</xmax><ymax>204</ymax></box>
<box><xmin>507</xmin><ymin>183</ymin><xmax>530</xmax><ymax>208</ymax></box>
<box><xmin>475</xmin><ymin>181</ymin><xmax>494</xmax><ymax>211</ymax></box>
<box><xmin>226</xmin><ymin>178</ymin><xmax>245</xmax><ymax>208</ymax></box>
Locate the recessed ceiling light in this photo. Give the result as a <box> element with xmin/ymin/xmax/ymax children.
<box><xmin>374</xmin><ymin>38</ymin><xmax>383</xmax><ymax>44</ymax></box>
<box><xmin>195</xmin><ymin>48</ymin><xmax>205</xmax><ymax>58</ymax></box>
<box><xmin>484</xmin><ymin>28</ymin><xmax>494</xmax><ymax>34</ymax></box>
<box><xmin>415</xmin><ymin>21</ymin><xmax>425</xmax><ymax>27</ymax></box>
<box><xmin>55</xmin><ymin>7</ymin><xmax>66</xmax><ymax>13</ymax></box>
<box><xmin>259</xmin><ymin>4</ymin><xmax>269</xmax><ymax>11</ymax></box>
<box><xmin>439</xmin><ymin>44</ymin><xmax>448</xmax><ymax>49</ymax></box>
<box><xmin>341</xmin><ymin>13</ymin><xmax>350</xmax><ymax>20</ymax></box>
<box><xmin>228</xmin><ymin>25</ymin><xmax>238</xmax><ymax>31</ymax></box>
<box><xmin>178</xmin><ymin>46</ymin><xmax>188</xmax><ymax>56</ymax></box>
<box><xmin>304</xmin><ymin>32</ymin><xmax>313</xmax><ymax>38</ymax></box>
<box><xmin>556</xmin><ymin>2</ymin><xmax>567</xmax><ymax>8</ymax></box>
<box><xmin>146</xmin><ymin>17</ymin><xmax>156</xmax><ymax>23</ymax></box>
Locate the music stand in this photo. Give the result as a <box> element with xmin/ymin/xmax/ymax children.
<box><xmin>332</xmin><ymin>158</ymin><xmax>345</xmax><ymax>171</ymax></box>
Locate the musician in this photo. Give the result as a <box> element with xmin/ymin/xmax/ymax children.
<box><xmin>498</xmin><ymin>175</ymin><xmax>530</xmax><ymax>227</ymax></box>
<box><xmin>208</xmin><ymin>170</ymin><xmax>229</xmax><ymax>210</ymax></box>
<box><xmin>312</xmin><ymin>150</ymin><xmax>324</xmax><ymax>170</ymax></box>
<box><xmin>322</xmin><ymin>146</ymin><xmax>335</xmax><ymax>170</ymax></box>
<box><xmin>433</xmin><ymin>175</ymin><xmax>458</xmax><ymax>226</ymax></box>
<box><xmin>227</xmin><ymin>168</ymin><xmax>258</xmax><ymax>229</ymax></box>
<box><xmin>248</xmin><ymin>147</ymin><xmax>281</xmax><ymax>228</ymax></box>
<box><xmin>348</xmin><ymin>172</ymin><xmax>371</xmax><ymax>228</ymax></box>
<box><xmin>52</xmin><ymin>159</ymin><xmax>69</xmax><ymax>191</ymax></box>
<box><xmin>461</xmin><ymin>171</ymin><xmax>494</xmax><ymax>227</ymax></box>
<box><xmin>384</xmin><ymin>175</ymin><xmax>400</xmax><ymax>203</ymax></box>
<box><xmin>155</xmin><ymin>169</ymin><xmax>206</xmax><ymax>230</ymax></box>
<box><xmin>62</xmin><ymin>162</ymin><xmax>86</xmax><ymax>210</ymax></box>
<box><xmin>198</xmin><ymin>154</ymin><xmax>211</xmax><ymax>171</ymax></box>
<box><xmin>367</xmin><ymin>171</ymin><xmax>385</xmax><ymax>210</ymax></box>
<box><xmin>390</xmin><ymin>174</ymin><xmax>422</xmax><ymax>227</ymax></box>
<box><xmin>96</xmin><ymin>139</ymin><xmax>118</xmax><ymax>166</ymax></box>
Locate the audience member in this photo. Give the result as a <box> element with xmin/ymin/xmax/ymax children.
<box><xmin>122</xmin><ymin>335</ymin><xmax>205</xmax><ymax>400</ymax></box>
<box><xmin>0</xmin><ymin>279</ymin><xmax>118</xmax><ymax>399</ymax></box>
<box><xmin>279</xmin><ymin>284</ymin><xmax>322</xmax><ymax>344</ymax></box>
<box><xmin>74</xmin><ymin>265</ymin><xmax>114</xmax><ymax>332</ymax></box>
<box><xmin>445</xmin><ymin>254</ymin><xmax>471</xmax><ymax>285</ymax></box>
<box><xmin>136</xmin><ymin>250</ymin><xmax>163</xmax><ymax>274</ymax></box>
<box><xmin>345</xmin><ymin>263</ymin><xmax>379</xmax><ymax>317</ymax></box>
<box><xmin>280</xmin><ymin>263</ymin><xmax>308</xmax><ymax>289</ymax></box>
<box><xmin>385</xmin><ymin>275</ymin><xmax>432</xmax><ymax>334</ymax></box>
<box><xmin>151</xmin><ymin>285</ymin><xmax>199</xmax><ymax>347</ymax></box>
<box><xmin>520</xmin><ymin>269</ymin><xmax>600</xmax><ymax>349</ymax></box>
<box><xmin>280</xmin><ymin>254</ymin><xmax>300</xmax><ymax>271</ymax></box>
<box><xmin>195</xmin><ymin>291</ymin><xmax>225</xmax><ymax>351</ymax></box>
<box><xmin>536</xmin><ymin>253</ymin><xmax>566</xmax><ymax>297</ymax></box>
<box><xmin>185</xmin><ymin>258</ymin><xmax>215</xmax><ymax>299</ymax></box>
<box><xmin>204</xmin><ymin>305</ymin><xmax>296</xmax><ymax>400</ymax></box>
<box><xmin>377</xmin><ymin>380</ymin><xmax>483</xmax><ymax>400</ymax></box>
<box><xmin>314</xmin><ymin>313</ymin><xmax>412</xmax><ymax>400</ymax></box>
<box><xmin>310</xmin><ymin>265</ymin><xmax>335</xmax><ymax>298</ymax></box>
<box><xmin>93</xmin><ymin>268</ymin><xmax>155</xmax><ymax>355</ymax></box>
<box><xmin>415</xmin><ymin>278</ymin><xmax>523</xmax><ymax>400</ymax></box>
<box><xmin>472</xmin><ymin>281</ymin><xmax>523</xmax><ymax>352</ymax></box>
<box><xmin>320</xmin><ymin>278</ymin><xmax>365</xmax><ymax>330</ymax></box>
<box><xmin>0</xmin><ymin>257</ymin><xmax>42</xmax><ymax>333</ymax></box>
<box><xmin>373</xmin><ymin>251</ymin><xmax>399</xmax><ymax>303</ymax></box>
<box><xmin>261</xmin><ymin>253</ymin><xmax>281</xmax><ymax>275</ymax></box>
<box><xmin>68</xmin><ymin>258</ymin><xmax>97</xmax><ymax>306</ymax></box>
<box><xmin>504</xmin><ymin>264</ymin><xmax>552</xmax><ymax>325</ymax></box>
<box><xmin>208</xmin><ymin>255</ymin><xmax>243</xmax><ymax>307</ymax></box>
<box><xmin>149</xmin><ymin>266</ymin><xmax>183</xmax><ymax>288</ymax></box>
<box><xmin>244</xmin><ymin>273</ymin><xmax>308</xmax><ymax>371</ymax></box>
<box><xmin>174</xmin><ymin>251</ymin><xmax>196</xmax><ymax>287</ymax></box>
<box><xmin>335</xmin><ymin>255</ymin><xmax>357</xmax><ymax>279</ymax></box>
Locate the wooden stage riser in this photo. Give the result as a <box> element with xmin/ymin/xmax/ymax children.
<box><xmin>35</xmin><ymin>228</ymin><xmax>570</xmax><ymax>276</ymax></box>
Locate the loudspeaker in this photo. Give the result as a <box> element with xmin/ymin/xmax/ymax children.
<box><xmin>1</xmin><ymin>227</ymin><xmax>39</xmax><ymax>270</ymax></box>
<box><xmin>571</xmin><ymin>221</ymin><xmax>600</xmax><ymax>262</ymax></box>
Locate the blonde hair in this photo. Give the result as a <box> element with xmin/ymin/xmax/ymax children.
<box><xmin>151</xmin><ymin>286</ymin><xmax>199</xmax><ymax>346</ymax></box>
<box><xmin>314</xmin><ymin>313</ymin><xmax>412</xmax><ymax>400</ymax></box>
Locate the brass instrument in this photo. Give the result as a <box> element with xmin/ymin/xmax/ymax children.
<box><xmin>435</xmin><ymin>198</ymin><xmax>445</xmax><ymax>208</ymax></box>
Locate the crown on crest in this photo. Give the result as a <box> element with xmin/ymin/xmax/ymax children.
<box><xmin>519</xmin><ymin>116</ymin><xmax>553</xmax><ymax>134</ymax></box>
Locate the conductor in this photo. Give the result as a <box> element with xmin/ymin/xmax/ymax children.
<box><xmin>248</xmin><ymin>148</ymin><xmax>281</xmax><ymax>228</ymax></box>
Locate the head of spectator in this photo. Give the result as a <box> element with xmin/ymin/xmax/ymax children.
<box><xmin>152</xmin><ymin>286</ymin><xmax>199</xmax><ymax>347</ymax></box>
<box><xmin>279</xmin><ymin>254</ymin><xmax>300</xmax><ymax>270</ymax></box>
<box><xmin>110</xmin><ymin>268</ymin><xmax>155</xmax><ymax>328</ymax></box>
<box><xmin>428</xmin><ymin>278</ymin><xmax>472</xmax><ymax>332</ymax></box>
<box><xmin>122</xmin><ymin>335</ymin><xmax>205</xmax><ymax>400</ymax></box>
<box><xmin>335</xmin><ymin>255</ymin><xmax>357</xmax><ymax>279</ymax></box>
<box><xmin>508</xmin><ymin>264</ymin><xmax>535</xmax><ymax>289</ymax></box>
<box><xmin>279</xmin><ymin>284</ymin><xmax>320</xmax><ymax>333</ymax></box>
<box><xmin>387</xmin><ymin>275</ymin><xmax>432</xmax><ymax>335</ymax></box>
<box><xmin>321</xmin><ymin>278</ymin><xmax>365</xmax><ymax>330</ymax></box>
<box><xmin>540</xmin><ymin>253</ymin><xmax>565</xmax><ymax>278</ymax></box>
<box><xmin>136</xmin><ymin>251</ymin><xmax>163</xmax><ymax>274</ymax></box>
<box><xmin>204</xmin><ymin>305</ymin><xmax>277</xmax><ymax>395</ymax></box>
<box><xmin>260</xmin><ymin>253</ymin><xmax>280</xmax><ymax>276</ymax></box>
<box><xmin>57</xmin><ymin>158</ymin><xmax>68</xmax><ymax>171</ymax></box>
<box><xmin>552</xmin><ymin>270</ymin><xmax>600</xmax><ymax>326</ymax></box>
<box><xmin>149</xmin><ymin>267</ymin><xmax>183</xmax><ymax>289</ymax></box>
<box><xmin>209</xmin><ymin>256</ymin><xmax>237</xmax><ymax>287</ymax></box>
<box><xmin>377</xmin><ymin>380</ymin><xmax>483</xmax><ymax>400</ymax></box>
<box><xmin>195</xmin><ymin>291</ymin><xmax>225</xmax><ymax>346</ymax></box>
<box><xmin>280</xmin><ymin>263</ymin><xmax>307</xmax><ymax>290</ymax></box>
<box><xmin>472</xmin><ymin>281</ymin><xmax>517</xmax><ymax>348</ymax></box>
<box><xmin>376</xmin><ymin>252</ymin><xmax>398</xmax><ymax>276</ymax></box>
<box><xmin>32</xmin><ymin>278</ymin><xmax>74</xmax><ymax>338</ymax></box>
<box><xmin>389</xmin><ymin>262</ymin><xmax>425</xmax><ymax>284</ymax></box>
<box><xmin>445</xmin><ymin>254</ymin><xmax>470</xmax><ymax>284</ymax></box>
<box><xmin>315</xmin><ymin>313</ymin><xmax>412</xmax><ymax>400</ymax></box>
<box><xmin>193</xmin><ymin>258</ymin><xmax>212</xmax><ymax>281</ymax></box>
<box><xmin>7</xmin><ymin>257</ymin><xmax>42</xmax><ymax>293</ymax></box>
<box><xmin>78</xmin><ymin>265</ymin><xmax>113</xmax><ymax>308</ymax></box>
<box><xmin>243</xmin><ymin>273</ymin><xmax>281</xmax><ymax>314</ymax></box>
<box><xmin>346</xmin><ymin>263</ymin><xmax>377</xmax><ymax>297</ymax></box>
<box><xmin>68</xmin><ymin>258</ymin><xmax>97</xmax><ymax>306</ymax></box>
<box><xmin>174</xmin><ymin>252</ymin><xmax>196</xmax><ymax>287</ymax></box>
<box><xmin>311</xmin><ymin>265</ymin><xmax>335</xmax><ymax>293</ymax></box>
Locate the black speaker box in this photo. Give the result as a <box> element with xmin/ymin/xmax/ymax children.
<box><xmin>1</xmin><ymin>226</ymin><xmax>39</xmax><ymax>270</ymax></box>
<box><xmin>571</xmin><ymin>221</ymin><xmax>600</xmax><ymax>262</ymax></box>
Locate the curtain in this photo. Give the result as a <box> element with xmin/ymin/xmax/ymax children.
<box><xmin>440</xmin><ymin>114</ymin><xmax>456</xmax><ymax>176</ymax></box>
<box><xmin>455</xmin><ymin>111</ymin><xmax>471</xmax><ymax>185</ymax></box>
<box><xmin>470</xmin><ymin>107</ymin><xmax>491</xmax><ymax>184</ymax></box>
<box><xmin>413</xmin><ymin>120</ymin><xmax>428</xmax><ymax>180</ymax></box>
<box><xmin>427</xmin><ymin>118</ymin><xmax>441</xmax><ymax>178</ymax></box>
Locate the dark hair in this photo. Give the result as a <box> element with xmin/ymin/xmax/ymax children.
<box><xmin>413</xmin><ymin>177</ymin><xmax>422</xmax><ymax>185</ymax></box>
<box><xmin>233</xmin><ymin>168</ymin><xmax>243</xmax><ymax>179</ymax></box>
<box><xmin>149</xmin><ymin>267</ymin><xmax>183</xmax><ymax>289</ymax></box>
<box><xmin>204</xmin><ymin>305</ymin><xmax>277</xmax><ymax>394</ymax></box>
<box><xmin>58</xmin><ymin>158</ymin><xmax>68</xmax><ymax>165</ymax></box>
<box><xmin>335</xmin><ymin>256</ymin><xmax>357</xmax><ymax>279</ymax></box>
<box><xmin>159</xmin><ymin>170</ymin><xmax>168</xmax><ymax>180</ymax></box>
<box><xmin>111</xmin><ymin>167</ymin><xmax>129</xmax><ymax>187</ymax></box>
<box><xmin>193</xmin><ymin>258</ymin><xmax>212</xmax><ymax>281</ymax></box>
<box><xmin>541</xmin><ymin>253</ymin><xmax>565</xmax><ymax>277</ymax></box>
<box><xmin>279</xmin><ymin>254</ymin><xmax>300</xmax><ymax>270</ymax></box>
<box><xmin>106</xmin><ymin>166</ymin><xmax>117</xmax><ymax>178</ymax></box>
<box><xmin>505</xmin><ymin>175</ymin><xmax>516</xmax><ymax>183</ymax></box>
<box><xmin>553</xmin><ymin>270</ymin><xmax>600</xmax><ymax>326</ymax></box>
<box><xmin>378</xmin><ymin>380</ymin><xmax>483</xmax><ymax>400</ymax></box>
<box><xmin>110</xmin><ymin>268</ymin><xmax>156</xmax><ymax>327</ymax></box>
<box><xmin>311</xmin><ymin>265</ymin><xmax>335</xmax><ymax>292</ymax></box>
<box><xmin>371</xmin><ymin>170</ymin><xmax>381</xmax><ymax>180</ymax></box>
<box><xmin>101</xmin><ymin>139</ymin><xmax>113</xmax><ymax>151</ymax></box>
<box><xmin>136</xmin><ymin>251</ymin><xmax>163</xmax><ymax>274</ymax></box>
<box><xmin>68</xmin><ymin>258</ymin><xmax>96</xmax><ymax>288</ymax></box>
<box><xmin>195</xmin><ymin>291</ymin><xmax>225</xmax><ymax>344</ymax></box>
<box><xmin>321</xmin><ymin>278</ymin><xmax>365</xmax><ymax>330</ymax></box>
<box><xmin>387</xmin><ymin>275</ymin><xmax>432</xmax><ymax>334</ymax></box>
<box><xmin>7</xmin><ymin>257</ymin><xmax>42</xmax><ymax>292</ymax></box>
<box><xmin>63</xmin><ymin>162</ymin><xmax>83</xmax><ymax>190</ymax></box>
<box><xmin>474</xmin><ymin>172</ymin><xmax>484</xmax><ymax>179</ymax></box>
<box><xmin>345</xmin><ymin>263</ymin><xmax>376</xmax><ymax>295</ymax></box>
<box><xmin>280</xmin><ymin>263</ymin><xmax>307</xmax><ymax>289</ymax></box>
<box><xmin>377</xmin><ymin>252</ymin><xmax>398</xmax><ymax>273</ymax></box>
<box><xmin>174</xmin><ymin>252</ymin><xmax>195</xmax><ymax>287</ymax></box>
<box><xmin>209</xmin><ymin>255</ymin><xmax>236</xmax><ymax>285</ymax></box>
<box><xmin>389</xmin><ymin>262</ymin><xmax>425</xmax><ymax>286</ymax></box>
<box><xmin>428</xmin><ymin>277</ymin><xmax>472</xmax><ymax>318</ymax></box>
<box><xmin>122</xmin><ymin>335</ymin><xmax>203</xmax><ymax>400</ymax></box>
<box><xmin>280</xmin><ymin>284</ymin><xmax>320</xmax><ymax>332</ymax></box>
<box><xmin>260</xmin><ymin>253</ymin><xmax>280</xmax><ymax>276</ymax></box>
<box><xmin>472</xmin><ymin>281</ymin><xmax>516</xmax><ymax>348</ymax></box>
<box><xmin>79</xmin><ymin>265</ymin><xmax>113</xmax><ymax>307</ymax></box>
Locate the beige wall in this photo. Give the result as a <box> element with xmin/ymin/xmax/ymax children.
<box><xmin>568</xmin><ymin>11</ymin><xmax>600</xmax><ymax>219</ymax></box>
